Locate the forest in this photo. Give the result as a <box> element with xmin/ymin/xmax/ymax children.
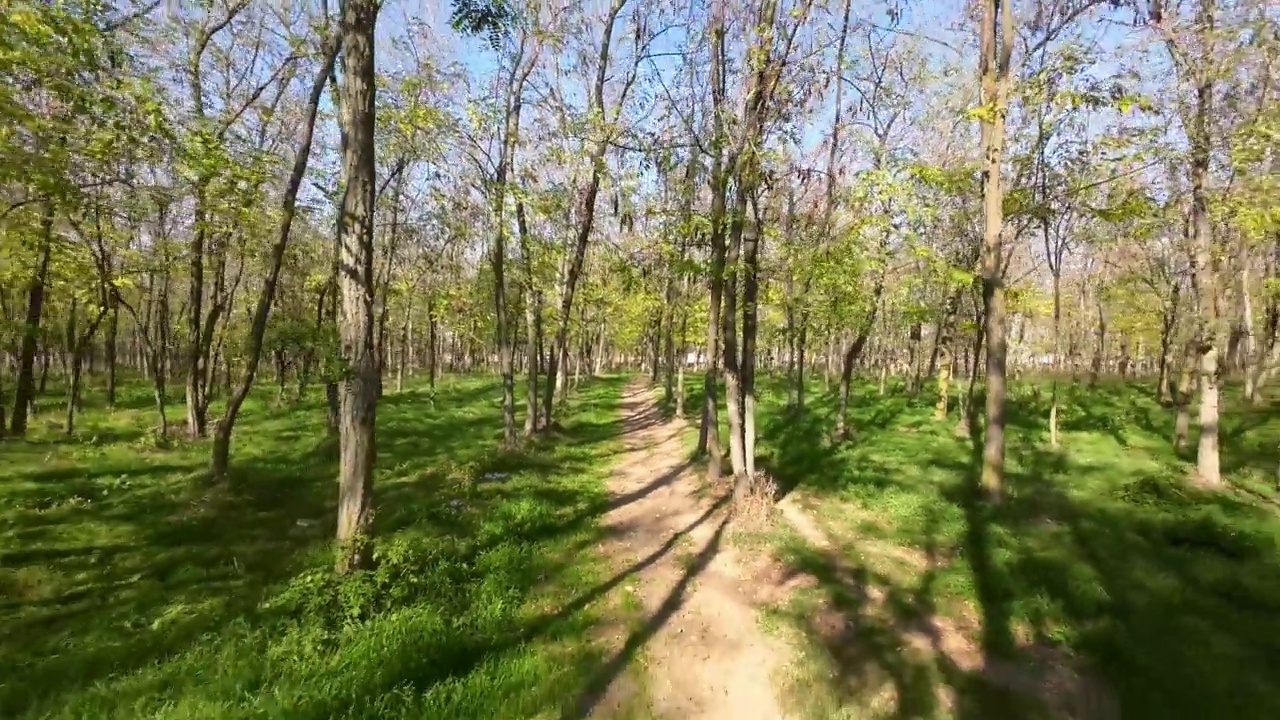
<box><xmin>2</xmin><ymin>0</ymin><xmax>1279</xmax><ymax>718</ymax></box>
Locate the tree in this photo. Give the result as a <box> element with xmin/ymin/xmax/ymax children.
<box><xmin>976</xmin><ymin>0</ymin><xmax>1015</xmax><ymax>500</ymax></box>
<box><xmin>334</xmin><ymin>0</ymin><xmax>380</xmax><ymax>573</ymax></box>
<box><xmin>210</xmin><ymin>23</ymin><xmax>342</xmax><ymax>479</ymax></box>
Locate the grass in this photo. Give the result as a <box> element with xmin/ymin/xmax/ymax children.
<box><xmin>1</xmin><ymin>372</ymin><xmax>635</xmax><ymax>719</ymax></box>
<box><xmin>705</xmin><ymin>373</ymin><xmax>1280</xmax><ymax>720</ymax></box>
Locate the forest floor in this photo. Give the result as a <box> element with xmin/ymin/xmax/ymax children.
<box><xmin>6</xmin><ymin>372</ymin><xmax>1280</xmax><ymax>720</ymax></box>
<box><xmin>730</xmin><ymin>374</ymin><xmax>1280</xmax><ymax>720</ymax></box>
<box><xmin>0</xmin><ymin>374</ymin><xmax>647</xmax><ymax>720</ymax></box>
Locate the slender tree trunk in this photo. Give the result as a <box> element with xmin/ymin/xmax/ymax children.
<box><xmin>1090</xmin><ymin>290</ymin><xmax>1106</xmax><ymax>385</ymax></box>
<box><xmin>796</xmin><ymin>314</ymin><xmax>808</xmax><ymax>412</ymax></box>
<box><xmin>650</xmin><ymin>312</ymin><xmax>662</xmax><ymax>383</ymax></box>
<box><xmin>523</xmin><ymin>286</ymin><xmax>539</xmax><ymax>436</ymax></box>
<box><xmin>676</xmin><ymin>278</ymin><xmax>688</xmax><ymax>419</ymax></box>
<box><xmin>65</xmin><ymin>351</ymin><xmax>84</xmax><ymax>435</ymax></box>
<box><xmin>544</xmin><ymin>0</ymin><xmax>626</xmax><ymax>428</ymax></box>
<box><xmin>1050</xmin><ymin>269</ymin><xmax>1063</xmax><ymax>445</ymax></box>
<box><xmin>835</xmin><ymin>319</ymin><xmax>879</xmax><ymax>437</ymax></box>
<box><xmin>185</xmin><ymin>191</ymin><xmax>208</xmax><ymax>439</ymax></box>
<box><xmin>1246</xmin><ymin>231</ymin><xmax>1279</xmax><ymax>404</ymax></box>
<box><xmin>396</xmin><ymin>306</ymin><xmax>411</xmax><ymax>394</ymax></box>
<box><xmin>1174</xmin><ymin>340</ymin><xmax>1195</xmax><ymax>450</ymax></box>
<box><xmin>210</xmin><ymin>35</ymin><xmax>340</xmax><ymax>479</ymax></box>
<box><xmin>740</xmin><ymin>202</ymin><xmax>760</xmax><ymax>484</ymax></box>
<box><xmin>105</xmin><ymin>299</ymin><xmax>118</xmax><ymax>407</ymax></box>
<box><xmin>785</xmin><ymin>302</ymin><xmax>797</xmax><ymax>407</ymax></box>
<box><xmin>38</xmin><ymin>341</ymin><xmax>50</xmax><ymax>398</ymax></box>
<box><xmin>978</xmin><ymin>0</ymin><xmax>1013</xmax><ymax>500</ymax></box>
<box><xmin>335</xmin><ymin>0</ymin><xmax>379</xmax><ymax>573</ymax></box>
<box><xmin>698</xmin><ymin>3</ymin><xmax>728</xmax><ymax>475</ymax></box>
<box><xmin>936</xmin><ymin>320</ymin><xmax>953</xmax><ymax>421</ymax></box>
<box><xmin>1187</xmin><ymin>0</ymin><xmax>1222</xmax><ymax>486</ymax></box>
<box><xmin>663</xmin><ymin>259</ymin><xmax>677</xmax><ymax>406</ymax></box>
<box><xmin>1157</xmin><ymin>294</ymin><xmax>1178</xmax><ymax>405</ymax></box>
<box><xmin>428</xmin><ymin>298</ymin><xmax>438</xmax><ymax>389</ymax></box>
<box><xmin>906</xmin><ymin>322</ymin><xmax>922</xmax><ymax>394</ymax></box>
<box><xmin>722</xmin><ymin>185</ymin><xmax>747</xmax><ymax>490</ymax></box>
<box><xmin>10</xmin><ymin>206</ymin><xmax>53</xmax><ymax>436</ymax></box>
<box><xmin>148</xmin><ymin>229</ymin><xmax>172</xmax><ymax>442</ymax></box>
<box><xmin>486</xmin><ymin>79</ymin><xmax>518</xmax><ymax>443</ymax></box>
<box><xmin>958</xmin><ymin>299</ymin><xmax>986</xmax><ymax>436</ymax></box>
<box><xmin>492</xmin><ymin>217</ymin><xmax>516</xmax><ymax>444</ymax></box>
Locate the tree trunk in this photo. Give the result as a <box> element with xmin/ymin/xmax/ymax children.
<box><xmin>1246</xmin><ymin>233</ymin><xmax>1278</xmax><ymax>403</ymax></box>
<box><xmin>698</xmin><ymin>2</ymin><xmax>729</xmax><ymax>476</ymax></box>
<box><xmin>1157</xmin><ymin>291</ymin><xmax>1178</xmax><ymax>405</ymax></box>
<box><xmin>663</xmin><ymin>259</ymin><xmax>677</xmax><ymax>406</ymax></box>
<box><xmin>906</xmin><ymin>322</ymin><xmax>922</xmax><ymax>394</ymax></box>
<box><xmin>185</xmin><ymin>188</ymin><xmax>208</xmax><ymax>440</ymax></box>
<box><xmin>1050</xmin><ymin>267</ymin><xmax>1063</xmax><ymax>445</ymax></box>
<box><xmin>105</xmin><ymin>298</ymin><xmax>118</xmax><ymax>407</ymax></box>
<box><xmin>427</xmin><ymin>299</ymin><xmax>438</xmax><ymax>389</ymax></box>
<box><xmin>38</xmin><ymin>341</ymin><xmax>50</xmax><ymax>398</ymax></box>
<box><xmin>1090</xmin><ymin>290</ymin><xmax>1106</xmax><ymax>385</ymax></box>
<box><xmin>722</xmin><ymin>186</ymin><xmax>747</xmax><ymax>492</ymax></box>
<box><xmin>210</xmin><ymin>34</ymin><xmax>339</xmax><ymax>480</ymax></box>
<box><xmin>65</xmin><ymin>351</ymin><xmax>83</xmax><ymax>435</ymax></box>
<box><xmin>740</xmin><ymin>199</ymin><xmax>761</xmax><ymax>485</ymax></box>
<box><xmin>935</xmin><ymin>327</ymin><xmax>952</xmax><ymax>421</ymax></box>
<box><xmin>1187</xmin><ymin>0</ymin><xmax>1222</xmax><ymax>487</ymax></box>
<box><xmin>1174</xmin><ymin>341</ymin><xmax>1195</xmax><ymax>450</ymax></box>
<box><xmin>544</xmin><ymin>0</ymin><xmax>625</xmax><ymax>429</ymax></box>
<box><xmin>522</xmin><ymin>285</ymin><xmax>539</xmax><ymax>436</ymax></box>
<box><xmin>796</xmin><ymin>315</ymin><xmax>808</xmax><ymax>412</ymax></box>
<box><xmin>676</xmin><ymin>280</ymin><xmax>687</xmax><ymax>419</ymax></box>
<box><xmin>335</xmin><ymin>0</ymin><xmax>379</xmax><ymax>573</ymax></box>
<box><xmin>978</xmin><ymin>0</ymin><xmax>1013</xmax><ymax>500</ymax></box>
<box><xmin>396</xmin><ymin>308</ymin><xmax>410</xmax><ymax>394</ymax></box>
<box><xmin>9</xmin><ymin>206</ymin><xmax>53</xmax><ymax>436</ymax></box>
<box><xmin>958</xmin><ymin>299</ymin><xmax>986</xmax><ymax>437</ymax></box>
<box><xmin>836</xmin><ymin>322</ymin><xmax>878</xmax><ymax>437</ymax></box>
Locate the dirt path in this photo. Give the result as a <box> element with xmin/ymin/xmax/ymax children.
<box><xmin>583</xmin><ymin>382</ymin><xmax>790</xmax><ymax>720</ymax></box>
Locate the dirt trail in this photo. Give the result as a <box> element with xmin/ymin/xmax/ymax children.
<box><xmin>585</xmin><ymin>382</ymin><xmax>790</xmax><ymax>720</ymax></box>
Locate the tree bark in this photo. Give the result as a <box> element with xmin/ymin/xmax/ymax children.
<box><xmin>698</xmin><ymin>1</ymin><xmax>729</xmax><ymax>474</ymax></box>
<box><xmin>427</xmin><ymin>298</ymin><xmax>438</xmax><ymax>389</ymax></box>
<box><xmin>105</xmin><ymin>297</ymin><xmax>118</xmax><ymax>407</ymax></box>
<box><xmin>1187</xmin><ymin>0</ymin><xmax>1222</xmax><ymax>487</ymax></box>
<box><xmin>518</xmin><ymin>197</ymin><xmax>538</xmax><ymax>436</ymax></box>
<box><xmin>978</xmin><ymin>0</ymin><xmax>1013</xmax><ymax>500</ymax></box>
<box><xmin>334</xmin><ymin>0</ymin><xmax>379</xmax><ymax>573</ymax></box>
<box><xmin>1174</xmin><ymin>340</ymin><xmax>1195</xmax><ymax>450</ymax></box>
<box><xmin>1246</xmin><ymin>233</ymin><xmax>1278</xmax><ymax>403</ymax></box>
<box><xmin>9</xmin><ymin>206</ymin><xmax>53</xmax><ymax>436</ymax></box>
<box><xmin>740</xmin><ymin>201</ymin><xmax>760</xmax><ymax>483</ymax></box>
<box><xmin>722</xmin><ymin>185</ymin><xmax>747</xmax><ymax>492</ymax></box>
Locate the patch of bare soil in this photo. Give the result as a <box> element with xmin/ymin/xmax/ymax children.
<box><xmin>775</xmin><ymin>496</ymin><xmax>1119</xmax><ymax>720</ymax></box>
<box><xmin>581</xmin><ymin>382</ymin><xmax>792</xmax><ymax>720</ymax></box>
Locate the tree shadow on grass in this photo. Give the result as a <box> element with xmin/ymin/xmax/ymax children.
<box><xmin>0</xmin><ymin>376</ymin><xmax>631</xmax><ymax>719</ymax></box>
<box><xmin>760</xmin><ymin>377</ymin><xmax>1280</xmax><ymax>720</ymax></box>
<box><xmin>999</xmin><ymin>449</ymin><xmax>1280</xmax><ymax>720</ymax></box>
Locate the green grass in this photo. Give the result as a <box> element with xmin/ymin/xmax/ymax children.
<box><xmin>734</xmin><ymin>374</ymin><xmax>1280</xmax><ymax>720</ymax></box>
<box><xmin>1</xmin><ymin>373</ymin><xmax>634</xmax><ymax>719</ymax></box>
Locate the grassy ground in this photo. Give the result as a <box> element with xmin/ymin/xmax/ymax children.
<box><xmin>716</xmin><ymin>373</ymin><xmax>1280</xmax><ymax>720</ymax></box>
<box><xmin>1</xmin><ymin>373</ymin><xmax>635</xmax><ymax>720</ymax></box>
